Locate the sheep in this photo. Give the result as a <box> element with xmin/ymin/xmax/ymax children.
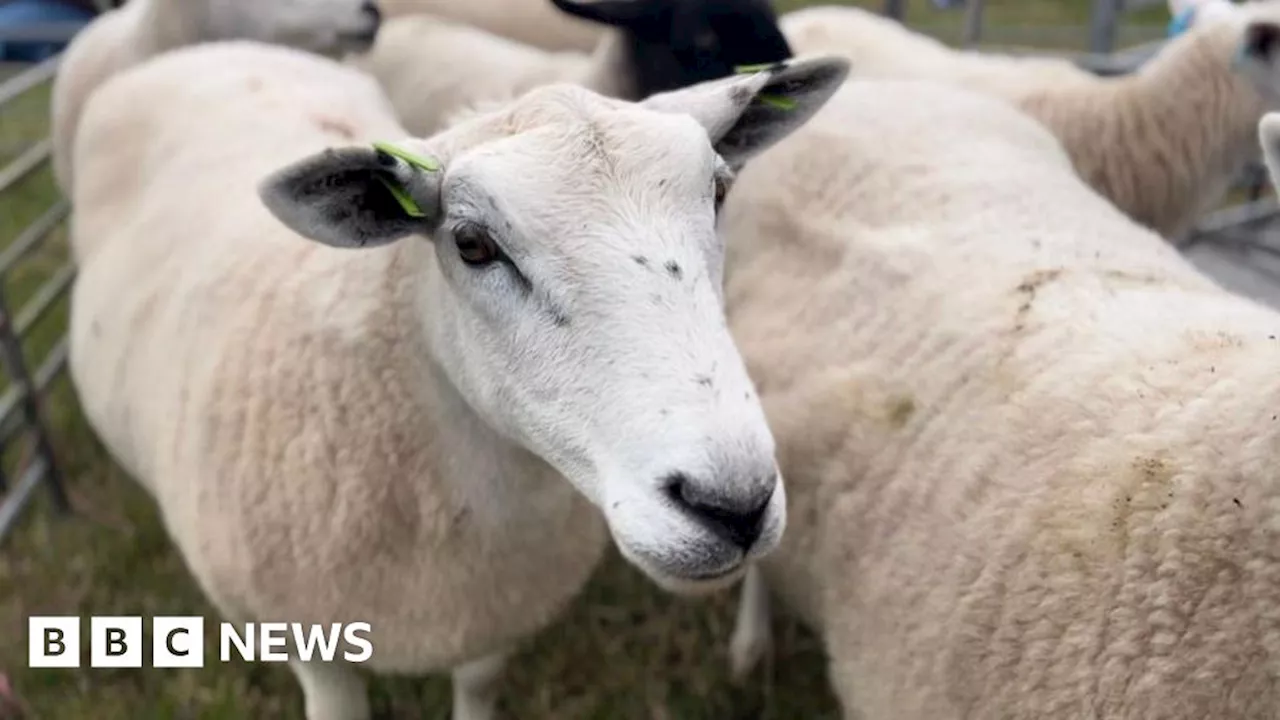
<box><xmin>378</xmin><ymin>0</ymin><xmax>602</xmax><ymax>52</ymax></box>
<box><xmin>50</xmin><ymin>0</ymin><xmax>383</xmax><ymax>194</ymax></box>
<box><xmin>719</xmin><ymin>75</ymin><xmax>1280</xmax><ymax>718</ymax></box>
<box><xmin>780</xmin><ymin>0</ymin><xmax>1280</xmax><ymax>241</ymax></box>
<box><xmin>66</xmin><ymin>38</ymin><xmax>848</xmax><ymax>720</ymax></box>
<box><xmin>349</xmin><ymin>0</ymin><xmax>794</xmax><ymax>137</ymax></box>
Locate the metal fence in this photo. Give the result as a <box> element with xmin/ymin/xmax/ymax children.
<box><xmin>0</xmin><ymin>0</ymin><xmax>1275</xmax><ymax>545</ymax></box>
<box><xmin>0</xmin><ymin>53</ymin><xmax>71</xmax><ymax>543</ymax></box>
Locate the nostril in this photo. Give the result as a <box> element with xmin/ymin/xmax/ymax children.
<box><xmin>662</xmin><ymin>472</ymin><xmax>775</xmax><ymax>551</ymax></box>
<box><xmin>361</xmin><ymin>1</ymin><xmax>383</xmax><ymax>25</ymax></box>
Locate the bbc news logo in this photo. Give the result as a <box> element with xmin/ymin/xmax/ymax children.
<box><xmin>28</xmin><ymin>617</ymin><xmax>373</xmax><ymax>668</ymax></box>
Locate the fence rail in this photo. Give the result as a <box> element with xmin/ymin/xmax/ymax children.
<box><xmin>0</xmin><ymin>53</ymin><xmax>72</xmax><ymax>542</ymax></box>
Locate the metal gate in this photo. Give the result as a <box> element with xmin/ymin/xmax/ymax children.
<box><xmin>0</xmin><ymin>53</ymin><xmax>72</xmax><ymax>542</ymax></box>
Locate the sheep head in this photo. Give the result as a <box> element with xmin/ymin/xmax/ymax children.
<box><xmin>258</xmin><ymin>56</ymin><xmax>849</xmax><ymax>595</ymax></box>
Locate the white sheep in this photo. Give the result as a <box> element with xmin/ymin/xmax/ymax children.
<box><xmin>721</xmin><ymin>75</ymin><xmax>1280</xmax><ymax>717</ymax></box>
<box><xmin>349</xmin><ymin>0</ymin><xmax>795</xmax><ymax>137</ymax></box>
<box><xmin>67</xmin><ymin>38</ymin><xmax>848</xmax><ymax>720</ymax></box>
<box><xmin>378</xmin><ymin>0</ymin><xmax>602</xmax><ymax>52</ymax></box>
<box><xmin>781</xmin><ymin>0</ymin><xmax>1280</xmax><ymax>241</ymax></box>
<box><xmin>50</xmin><ymin>0</ymin><xmax>383</xmax><ymax>194</ymax></box>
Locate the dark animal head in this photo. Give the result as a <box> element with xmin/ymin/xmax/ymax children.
<box><xmin>551</xmin><ymin>0</ymin><xmax>793</xmax><ymax>98</ymax></box>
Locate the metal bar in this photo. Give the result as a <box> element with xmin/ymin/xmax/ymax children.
<box><xmin>0</xmin><ymin>334</ymin><xmax>70</xmax><ymax>448</ymax></box>
<box><xmin>1181</xmin><ymin>200</ymin><xmax>1280</xmax><ymax>250</ymax></box>
<box><xmin>0</xmin><ymin>286</ymin><xmax>67</xmax><ymax>514</ymax></box>
<box><xmin>1088</xmin><ymin>0</ymin><xmax>1123</xmax><ymax>53</ymax></box>
<box><xmin>0</xmin><ymin>54</ymin><xmax>60</xmax><ymax>108</ymax></box>
<box><xmin>0</xmin><ymin>454</ymin><xmax>49</xmax><ymax>540</ymax></box>
<box><xmin>0</xmin><ymin>139</ymin><xmax>51</xmax><ymax>197</ymax></box>
<box><xmin>15</xmin><ymin>264</ymin><xmax>74</xmax><ymax>336</ymax></box>
<box><xmin>0</xmin><ymin>23</ymin><xmax>88</xmax><ymax>44</ymax></box>
<box><xmin>1196</xmin><ymin>199</ymin><xmax>1280</xmax><ymax>234</ymax></box>
<box><xmin>0</xmin><ymin>385</ymin><xmax>23</xmax><ymax>447</ymax></box>
<box><xmin>0</xmin><ymin>199</ymin><xmax>69</xmax><ymax>276</ymax></box>
<box><xmin>34</xmin><ymin>334</ymin><xmax>68</xmax><ymax>390</ymax></box>
<box><xmin>962</xmin><ymin>0</ymin><xmax>985</xmax><ymax>47</ymax></box>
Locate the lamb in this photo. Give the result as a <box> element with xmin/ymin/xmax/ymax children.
<box><xmin>781</xmin><ymin>0</ymin><xmax>1280</xmax><ymax>241</ymax></box>
<box><xmin>67</xmin><ymin>38</ymin><xmax>847</xmax><ymax>720</ymax></box>
<box><xmin>719</xmin><ymin>75</ymin><xmax>1280</xmax><ymax>718</ymax></box>
<box><xmin>350</xmin><ymin>0</ymin><xmax>794</xmax><ymax>137</ymax></box>
<box><xmin>378</xmin><ymin>0</ymin><xmax>601</xmax><ymax>52</ymax></box>
<box><xmin>50</xmin><ymin>0</ymin><xmax>383</xmax><ymax>194</ymax></box>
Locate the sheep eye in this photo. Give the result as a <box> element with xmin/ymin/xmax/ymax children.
<box><xmin>713</xmin><ymin>177</ymin><xmax>729</xmax><ymax>209</ymax></box>
<box><xmin>454</xmin><ymin>224</ymin><xmax>501</xmax><ymax>266</ymax></box>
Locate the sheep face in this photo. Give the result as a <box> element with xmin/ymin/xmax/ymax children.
<box><xmin>202</xmin><ymin>0</ymin><xmax>383</xmax><ymax>57</ymax></box>
<box><xmin>551</xmin><ymin>0</ymin><xmax>793</xmax><ymax>99</ymax></box>
<box><xmin>258</xmin><ymin>57</ymin><xmax>850</xmax><ymax>594</ymax></box>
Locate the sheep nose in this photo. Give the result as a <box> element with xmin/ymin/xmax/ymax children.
<box><xmin>664</xmin><ymin>472</ymin><xmax>776</xmax><ymax>551</ymax></box>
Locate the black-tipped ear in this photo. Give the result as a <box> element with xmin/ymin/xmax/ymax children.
<box><xmin>1242</xmin><ymin>20</ymin><xmax>1280</xmax><ymax>63</ymax></box>
<box><xmin>550</xmin><ymin>0</ymin><xmax>651</xmax><ymax>27</ymax></box>
<box><xmin>640</xmin><ymin>56</ymin><xmax>850</xmax><ymax>170</ymax></box>
<box><xmin>258</xmin><ymin>144</ymin><xmax>443</xmax><ymax>249</ymax></box>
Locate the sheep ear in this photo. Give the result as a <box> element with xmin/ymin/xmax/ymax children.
<box><xmin>640</xmin><ymin>55</ymin><xmax>850</xmax><ymax>170</ymax></box>
<box><xmin>550</xmin><ymin>0</ymin><xmax>649</xmax><ymax>27</ymax></box>
<box><xmin>1259</xmin><ymin>113</ymin><xmax>1280</xmax><ymax>191</ymax></box>
<box><xmin>258</xmin><ymin>142</ymin><xmax>443</xmax><ymax>249</ymax></box>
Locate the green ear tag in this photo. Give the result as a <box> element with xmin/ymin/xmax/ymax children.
<box><xmin>757</xmin><ymin>94</ymin><xmax>797</xmax><ymax>110</ymax></box>
<box><xmin>376</xmin><ymin>175</ymin><xmax>426</xmax><ymax>218</ymax></box>
<box><xmin>371</xmin><ymin>141</ymin><xmax>440</xmax><ymax>218</ymax></box>
<box><xmin>372</xmin><ymin>141</ymin><xmax>440</xmax><ymax>172</ymax></box>
<box><xmin>734</xmin><ymin>62</ymin><xmax>774</xmax><ymax>74</ymax></box>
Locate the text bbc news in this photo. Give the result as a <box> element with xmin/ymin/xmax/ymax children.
<box><xmin>27</xmin><ymin>617</ymin><xmax>373</xmax><ymax>668</ymax></box>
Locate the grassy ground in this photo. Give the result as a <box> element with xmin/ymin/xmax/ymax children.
<box><xmin>0</xmin><ymin>2</ymin><xmax>1168</xmax><ymax>718</ymax></box>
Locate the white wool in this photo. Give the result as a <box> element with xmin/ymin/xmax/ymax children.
<box><xmin>379</xmin><ymin>0</ymin><xmax>602</xmax><ymax>51</ymax></box>
<box><xmin>781</xmin><ymin>0</ymin><xmax>1280</xmax><ymax>240</ymax></box>
<box><xmin>346</xmin><ymin>14</ymin><xmax>625</xmax><ymax>137</ymax></box>
<box><xmin>50</xmin><ymin>0</ymin><xmax>380</xmax><ymax>193</ymax></box>
<box><xmin>723</xmin><ymin>77</ymin><xmax>1280</xmax><ymax>718</ymax></box>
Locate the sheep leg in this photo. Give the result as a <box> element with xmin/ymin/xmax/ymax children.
<box><xmin>728</xmin><ymin>563</ymin><xmax>773</xmax><ymax>682</ymax></box>
<box><xmin>451</xmin><ymin>651</ymin><xmax>509</xmax><ymax>720</ymax></box>
<box><xmin>289</xmin><ymin>659</ymin><xmax>371</xmax><ymax>720</ymax></box>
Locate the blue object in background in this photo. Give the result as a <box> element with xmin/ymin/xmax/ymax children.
<box><xmin>0</xmin><ymin>0</ymin><xmax>96</xmax><ymax>64</ymax></box>
<box><xmin>1167</xmin><ymin>6</ymin><xmax>1196</xmax><ymax>37</ymax></box>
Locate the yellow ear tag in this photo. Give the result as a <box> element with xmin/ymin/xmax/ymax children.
<box><xmin>376</xmin><ymin>175</ymin><xmax>426</xmax><ymax>218</ymax></box>
<box><xmin>757</xmin><ymin>94</ymin><xmax>797</xmax><ymax>110</ymax></box>
<box><xmin>371</xmin><ymin>141</ymin><xmax>440</xmax><ymax>218</ymax></box>
<box><xmin>372</xmin><ymin>141</ymin><xmax>441</xmax><ymax>172</ymax></box>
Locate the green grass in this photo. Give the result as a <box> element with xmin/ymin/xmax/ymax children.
<box><xmin>0</xmin><ymin>2</ymin><xmax>1167</xmax><ymax>718</ymax></box>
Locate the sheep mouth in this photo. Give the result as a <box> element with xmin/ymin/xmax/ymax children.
<box><xmin>683</xmin><ymin>563</ymin><xmax>744</xmax><ymax>582</ymax></box>
<box><xmin>338</xmin><ymin>29</ymin><xmax>380</xmax><ymax>50</ymax></box>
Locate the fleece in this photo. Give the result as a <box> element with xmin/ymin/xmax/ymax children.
<box><xmin>723</xmin><ymin>77</ymin><xmax>1280</xmax><ymax>718</ymax></box>
<box><xmin>782</xmin><ymin>3</ymin><xmax>1276</xmax><ymax>240</ymax></box>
